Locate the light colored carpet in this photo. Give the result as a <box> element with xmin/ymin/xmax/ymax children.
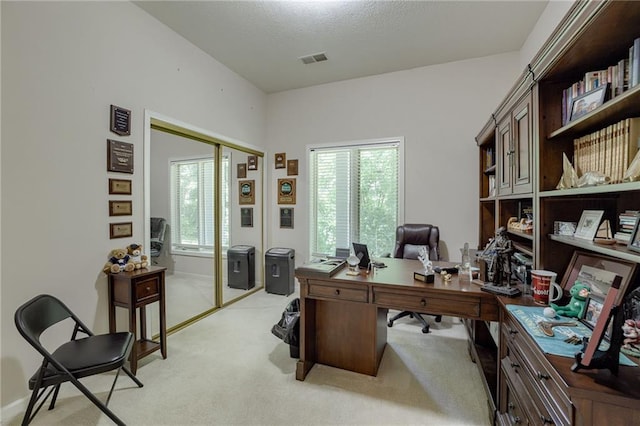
<box><xmin>6</xmin><ymin>290</ymin><xmax>491</xmax><ymax>425</ymax></box>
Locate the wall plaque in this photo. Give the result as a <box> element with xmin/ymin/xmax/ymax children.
<box><xmin>110</xmin><ymin>105</ymin><xmax>131</xmax><ymax>136</ymax></box>
<box><xmin>107</xmin><ymin>139</ymin><xmax>134</xmax><ymax>174</ymax></box>
<box><xmin>239</xmin><ymin>180</ymin><xmax>255</xmax><ymax>204</ymax></box>
<box><xmin>237</xmin><ymin>163</ymin><xmax>247</xmax><ymax>178</ymax></box>
<box><xmin>280</xmin><ymin>208</ymin><xmax>294</xmax><ymax>229</ymax></box>
<box><xmin>287</xmin><ymin>159</ymin><xmax>298</xmax><ymax>176</ymax></box>
<box><xmin>275</xmin><ymin>152</ymin><xmax>286</xmax><ymax>169</ymax></box>
<box><xmin>109</xmin><ymin>200</ymin><xmax>132</xmax><ymax>216</ymax></box>
<box><xmin>108</xmin><ymin>178</ymin><xmax>132</xmax><ymax>195</ymax></box>
<box><xmin>110</xmin><ymin>222</ymin><xmax>133</xmax><ymax>239</ymax></box>
<box><xmin>278</xmin><ymin>178</ymin><xmax>296</xmax><ymax>204</ymax></box>
<box><xmin>247</xmin><ymin>155</ymin><xmax>258</xmax><ymax>171</ymax></box>
<box><xmin>241</xmin><ymin>208</ymin><xmax>253</xmax><ymax>227</ymax></box>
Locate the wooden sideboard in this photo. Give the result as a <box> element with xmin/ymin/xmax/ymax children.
<box><xmin>107</xmin><ymin>266</ymin><xmax>167</xmax><ymax>374</ymax></box>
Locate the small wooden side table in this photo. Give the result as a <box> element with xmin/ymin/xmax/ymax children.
<box><xmin>107</xmin><ymin>266</ymin><xmax>167</xmax><ymax>374</ymax></box>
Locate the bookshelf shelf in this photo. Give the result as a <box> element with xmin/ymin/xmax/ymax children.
<box><xmin>548</xmin><ymin>85</ymin><xmax>640</xmax><ymax>140</ymax></box>
<box><xmin>548</xmin><ymin>234</ymin><xmax>640</xmax><ymax>263</ymax></box>
<box><xmin>539</xmin><ymin>181</ymin><xmax>640</xmax><ymax>198</ymax></box>
<box><xmin>484</xmin><ymin>164</ymin><xmax>496</xmax><ymax>175</ymax></box>
<box><xmin>507</xmin><ymin>229</ymin><xmax>533</xmax><ymax>241</ymax></box>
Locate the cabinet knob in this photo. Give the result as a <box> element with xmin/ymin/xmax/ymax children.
<box><xmin>537</xmin><ymin>371</ymin><xmax>550</xmax><ymax>381</ymax></box>
<box><xmin>508</xmin><ymin>327</ymin><xmax>518</xmax><ymax>335</ymax></box>
<box><xmin>510</xmin><ymin>362</ymin><xmax>519</xmax><ymax>369</ymax></box>
<box><xmin>540</xmin><ymin>414</ymin><xmax>554</xmax><ymax>424</ymax></box>
<box><xmin>334</xmin><ymin>289</ymin><xmax>340</xmax><ymax>296</ymax></box>
<box><xmin>420</xmin><ymin>299</ymin><xmax>427</xmax><ymax>307</ymax></box>
<box><xmin>146</xmin><ymin>286</ymin><xmax>151</xmax><ymax>291</ymax></box>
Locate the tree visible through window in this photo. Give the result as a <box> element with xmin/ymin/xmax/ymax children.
<box><xmin>170</xmin><ymin>155</ymin><xmax>229</xmax><ymax>254</ymax></box>
<box><xmin>309</xmin><ymin>140</ymin><xmax>402</xmax><ymax>258</ymax></box>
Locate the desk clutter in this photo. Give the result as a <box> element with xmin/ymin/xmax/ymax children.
<box><xmin>506</xmin><ymin>305</ymin><xmax>635</xmax><ymax>366</ymax></box>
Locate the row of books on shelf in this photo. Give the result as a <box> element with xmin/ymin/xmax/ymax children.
<box><xmin>573</xmin><ymin>117</ymin><xmax>640</xmax><ymax>183</ymax></box>
<box><xmin>614</xmin><ymin>210</ymin><xmax>640</xmax><ymax>245</ymax></box>
<box><xmin>561</xmin><ymin>37</ymin><xmax>640</xmax><ymax>126</ymax></box>
<box><xmin>484</xmin><ymin>147</ymin><xmax>495</xmax><ymax>170</ymax></box>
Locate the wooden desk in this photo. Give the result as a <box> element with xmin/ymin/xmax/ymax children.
<box><xmin>108</xmin><ymin>266</ymin><xmax>167</xmax><ymax>374</ymax></box>
<box><xmin>295</xmin><ymin>258</ymin><xmax>499</xmax><ymax>381</ymax></box>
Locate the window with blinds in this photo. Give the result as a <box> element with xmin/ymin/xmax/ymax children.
<box><xmin>309</xmin><ymin>140</ymin><xmax>402</xmax><ymax>258</ymax></box>
<box><xmin>170</xmin><ymin>154</ymin><xmax>230</xmax><ymax>255</ymax></box>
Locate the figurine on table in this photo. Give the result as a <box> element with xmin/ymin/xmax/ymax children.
<box><xmin>482</xmin><ymin>226</ymin><xmax>513</xmax><ymax>286</ymax></box>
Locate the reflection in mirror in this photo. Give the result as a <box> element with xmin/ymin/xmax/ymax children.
<box><xmin>223</xmin><ymin>147</ymin><xmax>263</xmax><ymax>305</ymax></box>
<box><xmin>149</xmin><ymin>126</ymin><xmax>264</xmax><ymax>332</ymax></box>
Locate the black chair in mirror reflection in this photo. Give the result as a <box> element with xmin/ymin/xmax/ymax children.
<box><xmin>14</xmin><ymin>294</ymin><xmax>142</xmax><ymax>426</ymax></box>
<box><xmin>150</xmin><ymin>217</ymin><xmax>167</xmax><ymax>264</ymax></box>
<box><xmin>387</xmin><ymin>224</ymin><xmax>442</xmax><ymax>333</ymax></box>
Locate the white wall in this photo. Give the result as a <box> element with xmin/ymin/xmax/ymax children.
<box><xmin>265</xmin><ymin>52</ymin><xmax>522</xmax><ymax>264</ymax></box>
<box><xmin>1</xmin><ymin>1</ymin><xmax>266</xmax><ymax>409</ymax></box>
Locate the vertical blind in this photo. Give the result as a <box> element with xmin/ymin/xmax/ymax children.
<box><xmin>170</xmin><ymin>154</ymin><xmax>230</xmax><ymax>253</ymax></box>
<box><xmin>309</xmin><ymin>141</ymin><xmax>400</xmax><ymax>258</ymax></box>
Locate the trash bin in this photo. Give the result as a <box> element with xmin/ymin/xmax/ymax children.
<box><xmin>227</xmin><ymin>245</ymin><xmax>255</xmax><ymax>290</ymax></box>
<box><xmin>265</xmin><ymin>248</ymin><xmax>295</xmax><ymax>295</ymax></box>
<box><xmin>271</xmin><ymin>298</ymin><xmax>300</xmax><ymax>358</ymax></box>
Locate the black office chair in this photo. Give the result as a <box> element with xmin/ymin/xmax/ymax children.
<box><xmin>387</xmin><ymin>224</ymin><xmax>443</xmax><ymax>333</ymax></box>
<box><xmin>14</xmin><ymin>294</ymin><xmax>143</xmax><ymax>426</ymax></box>
<box><xmin>150</xmin><ymin>217</ymin><xmax>167</xmax><ymax>264</ymax></box>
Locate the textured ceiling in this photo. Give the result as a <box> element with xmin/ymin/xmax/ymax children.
<box><xmin>135</xmin><ymin>1</ymin><xmax>549</xmax><ymax>94</ymax></box>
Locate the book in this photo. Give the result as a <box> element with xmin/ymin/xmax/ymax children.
<box><xmin>632</xmin><ymin>38</ymin><xmax>640</xmax><ymax>88</ymax></box>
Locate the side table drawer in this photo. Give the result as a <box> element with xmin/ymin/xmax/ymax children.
<box><xmin>307</xmin><ymin>281</ymin><xmax>368</xmax><ymax>303</ymax></box>
<box><xmin>135</xmin><ymin>277</ymin><xmax>160</xmax><ymax>303</ymax></box>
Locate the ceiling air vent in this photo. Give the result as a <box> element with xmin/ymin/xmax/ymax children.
<box><xmin>299</xmin><ymin>52</ymin><xmax>328</xmax><ymax>65</ymax></box>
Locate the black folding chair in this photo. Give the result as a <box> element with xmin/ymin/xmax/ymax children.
<box><xmin>14</xmin><ymin>294</ymin><xmax>143</xmax><ymax>425</ymax></box>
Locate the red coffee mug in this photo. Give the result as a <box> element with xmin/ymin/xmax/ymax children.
<box><xmin>530</xmin><ymin>270</ymin><xmax>562</xmax><ymax>305</ymax></box>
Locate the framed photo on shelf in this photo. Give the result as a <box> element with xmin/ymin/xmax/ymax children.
<box><xmin>569</xmin><ymin>84</ymin><xmax>608</xmax><ymax>122</ymax></box>
<box><xmin>574</xmin><ymin>210</ymin><xmax>604</xmax><ymax>240</ymax></box>
<box><xmin>558</xmin><ymin>251</ymin><xmax>636</xmax><ymax>305</ymax></box>
<box><xmin>628</xmin><ymin>219</ymin><xmax>640</xmax><ymax>253</ymax></box>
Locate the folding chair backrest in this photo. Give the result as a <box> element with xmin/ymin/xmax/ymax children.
<box><xmin>15</xmin><ymin>295</ymin><xmax>73</xmax><ymax>348</ymax></box>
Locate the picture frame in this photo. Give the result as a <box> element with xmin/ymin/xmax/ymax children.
<box><xmin>570</xmin><ymin>84</ymin><xmax>608</xmax><ymax>122</ymax></box>
<box><xmin>109</xmin><ymin>222</ymin><xmax>132</xmax><ymax>239</ymax></box>
<box><xmin>277</xmin><ymin>178</ymin><xmax>296</xmax><ymax>204</ymax></box>
<box><xmin>628</xmin><ymin>218</ymin><xmax>640</xmax><ymax>253</ymax></box>
<box><xmin>109</xmin><ymin>200</ymin><xmax>132</xmax><ymax>216</ymax></box>
<box><xmin>558</xmin><ymin>250</ymin><xmax>636</xmax><ymax>306</ymax></box>
<box><xmin>287</xmin><ymin>159</ymin><xmax>298</xmax><ymax>176</ymax></box>
<box><xmin>237</xmin><ymin>163</ymin><xmax>247</xmax><ymax>179</ymax></box>
<box><xmin>108</xmin><ymin>178</ymin><xmax>132</xmax><ymax>195</ymax></box>
<box><xmin>275</xmin><ymin>152</ymin><xmax>286</xmax><ymax>169</ymax></box>
<box><xmin>280</xmin><ymin>207</ymin><xmax>294</xmax><ymax>229</ymax></box>
<box><xmin>581</xmin><ymin>295</ymin><xmax>615</xmax><ymax>340</ymax></box>
<box><xmin>573</xmin><ymin>210</ymin><xmax>604</xmax><ymax>240</ymax></box>
<box><xmin>554</xmin><ymin>221</ymin><xmax>576</xmax><ymax>236</ymax></box>
<box><xmin>239</xmin><ymin>180</ymin><xmax>255</xmax><ymax>205</ymax></box>
<box><xmin>247</xmin><ymin>155</ymin><xmax>258</xmax><ymax>171</ymax></box>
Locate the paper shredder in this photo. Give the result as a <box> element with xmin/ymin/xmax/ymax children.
<box><xmin>227</xmin><ymin>245</ymin><xmax>255</xmax><ymax>289</ymax></box>
<box><xmin>265</xmin><ymin>248</ymin><xmax>295</xmax><ymax>295</ymax></box>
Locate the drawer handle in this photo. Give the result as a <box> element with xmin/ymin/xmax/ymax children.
<box><xmin>537</xmin><ymin>371</ymin><xmax>550</xmax><ymax>381</ymax></box>
<box><xmin>510</xmin><ymin>415</ymin><xmax>521</xmax><ymax>424</ymax></box>
<box><xmin>510</xmin><ymin>362</ymin><xmax>519</xmax><ymax>368</ymax></box>
<box><xmin>146</xmin><ymin>286</ymin><xmax>151</xmax><ymax>292</ymax></box>
<box><xmin>508</xmin><ymin>402</ymin><xmax>515</xmax><ymax>410</ymax></box>
<box><xmin>420</xmin><ymin>299</ymin><xmax>427</xmax><ymax>307</ymax></box>
<box><xmin>508</xmin><ymin>327</ymin><xmax>518</xmax><ymax>335</ymax></box>
<box><xmin>540</xmin><ymin>415</ymin><xmax>554</xmax><ymax>424</ymax></box>
<box><xmin>334</xmin><ymin>289</ymin><xmax>340</xmax><ymax>296</ymax></box>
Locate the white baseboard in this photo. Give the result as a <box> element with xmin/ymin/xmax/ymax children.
<box><xmin>1</xmin><ymin>396</ymin><xmax>27</xmax><ymax>424</ymax></box>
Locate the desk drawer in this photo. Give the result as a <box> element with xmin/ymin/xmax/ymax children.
<box><xmin>502</xmin><ymin>314</ymin><xmax>571</xmax><ymax>425</ymax></box>
<box><xmin>135</xmin><ymin>277</ymin><xmax>160</xmax><ymax>302</ymax></box>
<box><xmin>373</xmin><ymin>287</ymin><xmax>481</xmax><ymax>318</ymax></box>
<box><xmin>307</xmin><ymin>281</ymin><xmax>368</xmax><ymax>303</ymax></box>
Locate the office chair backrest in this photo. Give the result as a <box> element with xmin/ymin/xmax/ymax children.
<box><xmin>393</xmin><ymin>224</ymin><xmax>440</xmax><ymax>261</ymax></box>
<box><xmin>150</xmin><ymin>217</ymin><xmax>168</xmax><ymax>257</ymax></box>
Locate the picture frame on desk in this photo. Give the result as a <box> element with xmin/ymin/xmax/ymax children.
<box><xmin>559</xmin><ymin>251</ymin><xmax>636</xmax><ymax>305</ymax></box>
<box><xmin>569</xmin><ymin>84</ymin><xmax>608</xmax><ymax>122</ymax></box>
<box><xmin>582</xmin><ymin>295</ymin><xmax>613</xmax><ymax>340</ymax></box>
<box><xmin>574</xmin><ymin>210</ymin><xmax>604</xmax><ymax>240</ymax></box>
<box><xmin>627</xmin><ymin>219</ymin><xmax>640</xmax><ymax>253</ymax></box>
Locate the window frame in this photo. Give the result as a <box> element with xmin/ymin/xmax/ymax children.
<box><xmin>307</xmin><ymin>137</ymin><xmax>405</xmax><ymax>259</ymax></box>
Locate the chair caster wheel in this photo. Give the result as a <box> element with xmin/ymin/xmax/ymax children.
<box><xmin>421</xmin><ymin>326</ymin><xmax>430</xmax><ymax>333</ymax></box>
<box><xmin>387</xmin><ymin>320</ymin><xmax>394</xmax><ymax>328</ymax></box>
